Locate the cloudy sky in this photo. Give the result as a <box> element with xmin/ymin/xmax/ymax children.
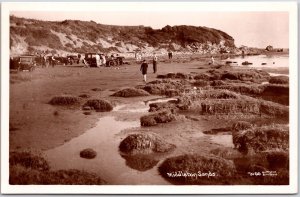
<box><xmin>11</xmin><ymin>11</ymin><xmax>289</xmax><ymax>48</ymax></box>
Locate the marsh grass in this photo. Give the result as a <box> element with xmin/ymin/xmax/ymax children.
<box><xmin>140</xmin><ymin>110</ymin><xmax>176</xmax><ymax>126</ymax></box>
<box><xmin>269</xmin><ymin>76</ymin><xmax>289</xmax><ymax>84</ymax></box>
<box><xmin>119</xmin><ymin>133</ymin><xmax>176</xmax><ymax>155</ymax></box>
<box><xmin>232</xmin><ymin>124</ymin><xmax>289</xmax><ymax>154</ymax></box>
<box><xmin>159</xmin><ymin>154</ymin><xmax>236</xmax><ymax>185</ymax></box>
<box><xmin>49</xmin><ymin>95</ymin><xmax>80</xmax><ymax>106</ymax></box>
<box><xmin>9</xmin><ymin>151</ymin><xmax>105</xmax><ymax>185</ymax></box>
<box><xmin>82</xmin><ymin>99</ymin><xmax>113</xmax><ymax>112</ymax></box>
<box><xmin>111</xmin><ymin>88</ymin><xmax>150</xmax><ymax>97</ymax></box>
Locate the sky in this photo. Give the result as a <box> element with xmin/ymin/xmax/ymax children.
<box><xmin>11</xmin><ymin>11</ymin><xmax>289</xmax><ymax>48</ymax></box>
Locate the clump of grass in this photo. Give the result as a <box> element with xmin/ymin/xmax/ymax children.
<box><xmin>192</xmin><ymin>80</ymin><xmax>210</xmax><ymax>87</ymax></box>
<box><xmin>78</xmin><ymin>94</ymin><xmax>91</xmax><ymax>98</ymax></box>
<box><xmin>119</xmin><ymin>133</ymin><xmax>176</xmax><ymax>155</ymax></box>
<box><xmin>9</xmin><ymin>151</ymin><xmax>105</xmax><ymax>185</ymax></box>
<box><xmin>149</xmin><ymin>101</ymin><xmax>178</xmax><ymax>112</ymax></box>
<box><xmin>269</xmin><ymin>76</ymin><xmax>289</xmax><ymax>84</ymax></box>
<box><xmin>265</xmin><ymin>150</ymin><xmax>289</xmax><ymax>170</ymax></box>
<box><xmin>142</xmin><ymin>80</ymin><xmax>184</xmax><ymax>96</ymax></box>
<box><xmin>260</xmin><ymin>100</ymin><xmax>289</xmax><ymax>117</ymax></box>
<box><xmin>215</xmin><ymin>83</ymin><xmax>264</xmax><ymax>95</ymax></box>
<box><xmin>200</xmin><ymin>99</ymin><xmax>260</xmax><ymax>115</ymax></box>
<box><xmin>157</xmin><ymin>72</ymin><xmax>190</xmax><ymax>79</ymax></box>
<box><xmin>220</xmin><ymin>69</ymin><xmax>270</xmax><ymax>82</ymax></box>
<box><xmin>165</xmin><ymin>89</ymin><xmax>181</xmax><ymax>97</ymax></box>
<box><xmin>140</xmin><ymin>110</ymin><xmax>176</xmax><ymax>126</ymax></box>
<box><xmin>262</xmin><ymin>84</ymin><xmax>289</xmax><ymax>96</ymax></box>
<box><xmin>194</xmin><ymin>73</ymin><xmax>211</xmax><ymax>80</ymax></box>
<box><xmin>82</xmin><ymin>99</ymin><xmax>113</xmax><ymax>112</ymax></box>
<box><xmin>159</xmin><ymin>154</ymin><xmax>236</xmax><ymax>185</ymax></box>
<box><xmin>232</xmin><ymin>124</ymin><xmax>289</xmax><ymax>155</ymax></box>
<box><xmin>49</xmin><ymin>95</ymin><xmax>80</xmax><ymax>106</ymax></box>
<box><xmin>210</xmin><ymin>80</ymin><xmax>227</xmax><ymax>87</ymax></box>
<box><xmin>9</xmin><ymin>151</ymin><xmax>50</xmax><ymax>171</ymax></box>
<box><xmin>232</xmin><ymin>121</ymin><xmax>252</xmax><ymax>131</ymax></box>
<box><xmin>259</xmin><ymin>84</ymin><xmax>289</xmax><ymax>105</ymax></box>
<box><xmin>111</xmin><ymin>88</ymin><xmax>150</xmax><ymax>97</ymax></box>
<box><xmin>121</xmin><ymin>154</ymin><xmax>159</xmax><ymax>172</ymax></box>
<box><xmin>80</xmin><ymin>148</ymin><xmax>97</xmax><ymax>159</ymax></box>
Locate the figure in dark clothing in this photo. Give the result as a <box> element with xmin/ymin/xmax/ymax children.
<box><xmin>140</xmin><ymin>60</ymin><xmax>148</xmax><ymax>82</ymax></box>
<box><xmin>168</xmin><ymin>51</ymin><xmax>173</xmax><ymax>59</ymax></box>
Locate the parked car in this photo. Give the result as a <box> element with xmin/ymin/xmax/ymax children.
<box><xmin>10</xmin><ymin>55</ymin><xmax>37</xmax><ymax>71</ymax></box>
<box><xmin>84</xmin><ymin>53</ymin><xmax>125</xmax><ymax>67</ymax></box>
<box><xmin>67</xmin><ymin>55</ymin><xmax>80</xmax><ymax>65</ymax></box>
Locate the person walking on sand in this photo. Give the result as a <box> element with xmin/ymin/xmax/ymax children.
<box><xmin>152</xmin><ymin>53</ymin><xmax>158</xmax><ymax>73</ymax></box>
<box><xmin>140</xmin><ymin>60</ymin><xmax>148</xmax><ymax>82</ymax></box>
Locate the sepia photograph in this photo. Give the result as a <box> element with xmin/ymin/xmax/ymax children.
<box><xmin>1</xmin><ymin>1</ymin><xmax>298</xmax><ymax>194</ymax></box>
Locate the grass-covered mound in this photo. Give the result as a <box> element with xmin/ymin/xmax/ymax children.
<box><xmin>10</xmin><ymin>151</ymin><xmax>50</xmax><ymax>171</ymax></box>
<box><xmin>80</xmin><ymin>148</ymin><xmax>97</xmax><ymax>159</ymax></box>
<box><xmin>231</xmin><ymin>121</ymin><xmax>253</xmax><ymax>131</ymax></box>
<box><xmin>269</xmin><ymin>76</ymin><xmax>289</xmax><ymax>84</ymax></box>
<box><xmin>157</xmin><ymin>72</ymin><xmax>191</xmax><ymax>80</ymax></box>
<box><xmin>121</xmin><ymin>154</ymin><xmax>159</xmax><ymax>171</ymax></box>
<box><xmin>140</xmin><ymin>110</ymin><xmax>176</xmax><ymax>126</ymax></box>
<box><xmin>111</xmin><ymin>88</ymin><xmax>150</xmax><ymax>97</ymax></box>
<box><xmin>82</xmin><ymin>99</ymin><xmax>113</xmax><ymax>112</ymax></box>
<box><xmin>220</xmin><ymin>69</ymin><xmax>270</xmax><ymax>83</ymax></box>
<box><xmin>265</xmin><ymin>150</ymin><xmax>289</xmax><ymax>170</ymax></box>
<box><xmin>49</xmin><ymin>95</ymin><xmax>80</xmax><ymax>106</ymax></box>
<box><xmin>145</xmin><ymin>88</ymin><xmax>288</xmax><ymax>118</ymax></box>
<box><xmin>9</xmin><ymin>151</ymin><xmax>105</xmax><ymax>185</ymax></box>
<box><xmin>260</xmin><ymin>84</ymin><xmax>289</xmax><ymax>105</ymax></box>
<box><xmin>142</xmin><ymin>80</ymin><xmax>184</xmax><ymax>96</ymax></box>
<box><xmin>215</xmin><ymin>83</ymin><xmax>263</xmax><ymax>95</ymax></box>
<box><xmin>232</xmin><ymin>124</ymin><xmax>289</xmax><ymax>154</ymax></box>
<box><xmin>149</xmin><ymin>100</ymin><xmax>178</xmax><ymax>112</ymax></box>
<box><xmin>159</xmin><ymin>154</ymin><xmax>236</xmax><ymax>185</ymax></box>
<box><xmin>192</xmin><ymin>80</ymin><xmax>210</xmax><ymax>87</ymax></box>
<box><xmin>200</xmin><ymin>99</ymin><xmax>260</xmax><ymax>115</ymax></box>
<box><xmin>119</xmin><ymin>133</ymin><xmax>176</xmax><ymax>155</ymax></box>
<box><xmin>194</xmin><ymin>73</ymin><xmax>211</xmax><ymax>80</ymax></box>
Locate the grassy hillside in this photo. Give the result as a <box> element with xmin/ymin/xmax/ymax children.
<box><xmin>10</xmin><ymin>15</ymin><xmax>235</xmax><ymax>56</ymax></box>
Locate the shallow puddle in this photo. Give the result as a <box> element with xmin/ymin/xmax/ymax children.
<box><xmin>113</xmin><ymin>97</ymin><xmax>177</xmax><ymax>113</ymax></box>
<box><xmin>44</xmin><ymin>104</ymin><xmax>173</xmax><ymax>184</ymax></box>
<box><xmin>208</xmin><ymin>134</ymin><xmax>234</xmax><ymax>147</ymax></box>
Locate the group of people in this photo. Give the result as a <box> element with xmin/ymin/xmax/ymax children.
<box><xmin>140</xmin><ymin>53</ymin><xmax>158</xmax><ymax>82</ymax></box>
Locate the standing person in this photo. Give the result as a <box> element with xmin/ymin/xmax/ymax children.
<box><xmin>101</xmin><ymin>54</ymin><xmax>106</xmax><ymax>66</ymax></box>
<box><xmin>168</xmin><ymin>51</ymin><xmax>173</xmax><ymax>59</ymax></box>
<box><xmin>95</xmin><ymin>53</ymin><xmax>101</xmax><ymax>67</ymax></box>
<box><xmin>140</xmin><ymin>60</ymin><xmax>148</xmax><ymax>82</ymax></box>
<box><xmin>152</xmin><ymin>53</ymin><xmax>158</xmax><ymax>73</ymax></box>
<box><xmin>211</xmin><ymin>56</ymin><xmax>215</xmax><ymax>65</ymax></box>
<box><xmin>51</xmin><ymin>55</ymin><xmax>55</xmax><ymax>67</ymax></box>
